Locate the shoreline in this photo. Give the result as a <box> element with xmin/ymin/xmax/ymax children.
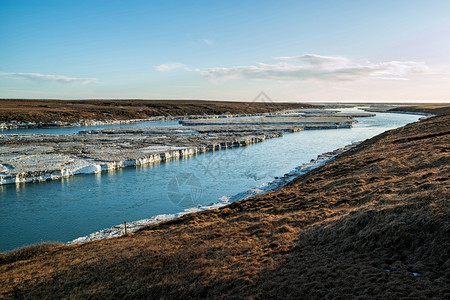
<box><xmin>0</xmin><ymin>113</ymin><xmax>265</xmax><ymax>131</ymax></box>
<box><xmin>68</xmin><ymin>141</ymin><xmax>360</xmax><ymax>245</ymax></box>
<box><xmin>0</xmin><ymin>132</ymin><xmax>283</xmax><ymax>185</ymax></box>
<box><xmin>0</xmin><ymin>99</ymin><xmax>320</xmax><ymax>130</ymax></box>
<box><xmin>361</xmin><ymin>108</ymin><xmax>435</xmax><ymax>117</ymax></box>
<box><xmin>0</xmin><ymin>113</ymin><xmax>356</xmax><ymax>185</ymax></box>
<box><xmin>0</xmin><ymin>110</ymin><xmax>361</xmax><ymax>132</ymax></box>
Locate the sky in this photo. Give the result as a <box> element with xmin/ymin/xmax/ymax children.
<box><xmin>1</xmin><ymin>0</ymin><xmax>450</xmax><ymax>102</ymax></box>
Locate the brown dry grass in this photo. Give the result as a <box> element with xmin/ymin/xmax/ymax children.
<box><xmin>391</xmin><ymin>103</ymin><xmax>450</xmax><ymax>116</ymax></box>
<box><xmin>0</xmin><ymin>114</ymin><xmax>449</xmax><ymax>299</ymax></box>
<box><xmin>0</xmin><ymin>99</ymin><xmax>318</xmax><ymax>123</ymax></box>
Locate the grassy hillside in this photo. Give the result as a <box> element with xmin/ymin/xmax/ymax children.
<box><xmin>0</xmin><ymin>112</ymin><xmax>449</xmax><ymax>298</ymax></box>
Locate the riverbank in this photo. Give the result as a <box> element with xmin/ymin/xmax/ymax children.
<box><xmin>0</xmin><ymin>108</ymin><xmax>448</xmax><ymax>298</ymax></box>
<box><xmin>0</xmin><ymin>99</ymin><xmax>319</xmax><ymax>130</ymax></box>
<box><xmin>0</xmin><ymin>128</ymin><xmax>283</xmax><ymax>185</ymax></box>
<box><xmin>360</xmin><ymin>103</ymin><xmax>450</xmax><ymax>116</ymax></box>
<box><xmin>68</xmin><ymin>141</ymin><xmax>360</xmax><ymax>244</ymax></box>
<box><xmin>0</xmin><ymin>114</ymin><xmax>356</xmax><ymax>185</ymax></box>
<box><xmin>390</xmin><ymin>103</ymin><xmax>450</xmax><ymax>116</ymax></box>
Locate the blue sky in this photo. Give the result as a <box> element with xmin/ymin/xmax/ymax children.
<box><xmin>1</xmin><ymin>0</ymin><xmax>449</xmax><ymax>102</ymax></box>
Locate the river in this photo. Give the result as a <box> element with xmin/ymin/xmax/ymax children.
<box><xmin>0</xmin><ymin>110</ymin><xmax>421</xmax><ymax>251</ymax></box>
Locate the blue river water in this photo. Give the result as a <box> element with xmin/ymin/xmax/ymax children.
<box><xmin>0</xmin><ymin>111</ymin><xmax>421</xmax><ymax>251</ymax></box>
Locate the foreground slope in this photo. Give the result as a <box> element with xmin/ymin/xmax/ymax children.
<box><xmin>0</xmin><ymin>114</ymin><xmax>449</xmax><ymax>299</ymax></box>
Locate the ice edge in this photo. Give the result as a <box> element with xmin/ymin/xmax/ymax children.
<box><xmin>68</xmin><ymin>141</ymin><xmax>361</xmax><ymax>245</ymax></box>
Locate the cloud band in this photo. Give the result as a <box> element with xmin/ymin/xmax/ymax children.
<box><xmin>0</xmin><ymin>72</ymin><xmax>97</xmax><ymax>85</ymax></box>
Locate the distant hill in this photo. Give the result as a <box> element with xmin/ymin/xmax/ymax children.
<box><xmin>391</xmin><ymin>103</ymin><xmax>450</xmax><ymax>116</ymax></box>
<box><xmin>0</xmin><ymin>99</ymin><xmax>319</xmax><ymax>123</ymax></box>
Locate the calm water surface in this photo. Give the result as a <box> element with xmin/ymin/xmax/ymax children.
<box><xmin>0</xmin><ymin>111</ymin><xmax>421</xmax><ymax>251</ymax></box>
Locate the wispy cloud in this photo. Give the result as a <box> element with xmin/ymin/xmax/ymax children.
<box><xmin>276</xmin><ymin>54</ymin><xmax>350</xmax><ymax>67</ymax></box>
<box><xmin>201</xmin><ymin>38</ymin><xmax>213</xmax><ymax>46</ymax></box>
<box><xmin>153</xmin><ymin>62</ymin><xmax>188</xmax><ymax>72</ymax></box>
<box><xmin>153</xmin><ymin>54</ymin><xmax>436</xmax><ymax>83</ymax></box>
<box><xmin>0</xmin><ymin>72</ymin><xmax>97</xmax><ymax>84</ymax></box>
<box><xmin>199</xmin><ymin>54</ymin><xmax>431</xmax><ymax>81</ymax></box>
